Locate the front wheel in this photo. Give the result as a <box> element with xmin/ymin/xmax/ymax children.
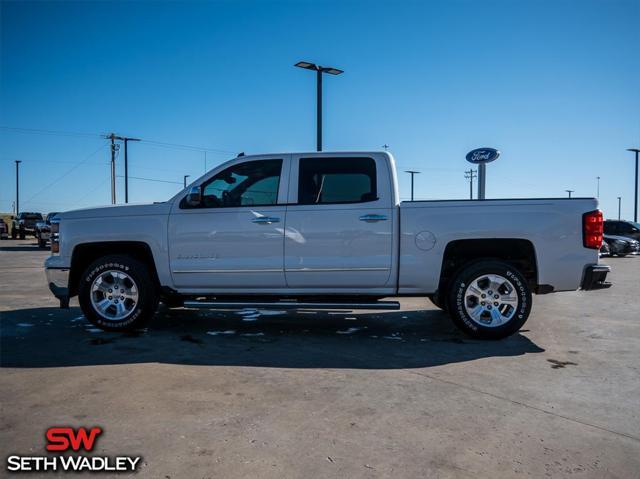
<box><xmin>447</xmin><ymin>261</ymin><xmax>532</xmax><ymax>340</ymax></box>
<box><xmin>78</xmin><ymin>254</ymin><xmax>159</xmax><ymax>331</ymax></box>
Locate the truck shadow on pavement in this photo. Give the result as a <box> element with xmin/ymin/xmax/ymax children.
<box><xmin>0</xmin><ymin>306</ymin><xmax>544</xmax><ymax>369</ymax></box>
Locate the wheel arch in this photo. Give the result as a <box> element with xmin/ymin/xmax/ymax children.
<box><xmin>436</xmin><ymin>238</ymin><xmax>539</xmax><ymax>300</ymax></box>
<box><xmin>69</xmin><ymin>241</ymin><xmax>160</xmax><ymax>297</ymax></box>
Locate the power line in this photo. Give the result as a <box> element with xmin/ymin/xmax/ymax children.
<box><xmin>1</xmin><ymin>125</ymin><xmax>236</xmax><ymax>155</ymax></box>
<box><xmin>22</xmin><ymin>142</ymin><xmax>109</xmax><ymax>207</ymax></box>
<box><xmin>116</xmin><ymin>175</ymin><xmax>182</xmax><ymax>185</ymax></box>
<box><xmin>0</xmin><ymin>126</ymin><xmax>101</xmax><ymax>139</ymax></box>
<box><xmin>140</xmin><ymin>139</ymin><xmax>235</xmax><ymax>154</ymax></box>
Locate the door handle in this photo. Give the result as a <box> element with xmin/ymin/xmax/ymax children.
<box><xmin>252</xmin><ymin>216</ymin><xmax>280</xmax><ymax>224</ymax></box>
<box><xmin>359</xmin><ymin>214</ymin><xmax>388</xmax><ymax>222</ymax></box>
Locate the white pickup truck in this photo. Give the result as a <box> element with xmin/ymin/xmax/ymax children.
<box><xmin>45</xmin><ymin>151</ymin><xmax>610</xmax><ymax>339</ymax></box>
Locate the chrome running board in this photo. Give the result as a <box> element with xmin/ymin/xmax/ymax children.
<box><xmin>183</xmin><ymin>300</ymin><xmax>400</xmax><ymax>311</ymax></box>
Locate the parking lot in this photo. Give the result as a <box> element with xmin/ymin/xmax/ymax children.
<box><xmin>1</xmin><ymin>239</ymin><xmax>639</xmax><ymax>478</ymax></box>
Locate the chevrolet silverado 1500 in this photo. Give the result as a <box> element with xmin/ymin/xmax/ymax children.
<box><xmin>45</xmin><ymin>151</ymin><xmax>610</xmax><ymax>339</ymax></box>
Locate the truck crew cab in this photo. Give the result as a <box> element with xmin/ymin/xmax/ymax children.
<box><xmin>45</xmin><ymin>151</ymin><xmax>610</xmax><ymax>339</ymax></box>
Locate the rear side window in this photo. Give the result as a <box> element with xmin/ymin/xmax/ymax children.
<box><xmin>298</xmin><ymin>157</ymin><xmax>377</xmax><ymax>205</ymax></box>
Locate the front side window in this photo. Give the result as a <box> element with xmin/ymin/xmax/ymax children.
<box><xmin>185</xmin><ymin>159</ymin><xmax>282</xmax><ymax>208</ymax></box>
<box><xmin>298</xmin><ymin>157</ymin><xmax>377</xmax><ymax>205</ymax></box>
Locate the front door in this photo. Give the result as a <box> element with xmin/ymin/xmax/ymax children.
<box><xmin>168</xmin><ymin>157</ymin><xmax>289</xmax><ymax>290</ymax></box>
<box><xmin>284</xmin><ymin>155</ymin><xmax>394</xmax><ymax>289</ymax></box>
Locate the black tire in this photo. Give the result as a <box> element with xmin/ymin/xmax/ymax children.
<box><xmin>447</xmin><ymin>260</ymin><xmax>532</xmax><ymax>340</ymax></box>
<box><xmin>11</xmin><ymin>228</ymin><xmax>16</xmax><ymax>239</ymax></box>
<box><xmin>427</xmin><ymin>293</ymin><xmax>447</xmax><ymax>311</ymax></box>
<box><xmin>38</xmin><ymin>237</ymin><xmax>47</xmax><ymax>248</ymax></box>
<box><xmin>19</xmin><ymin>227</ymin><xmax>25</xmax><ymax>240</ymax></box>
<box><xmin>78</xmin><ymin>254</ymin><xmax>159</xmax><ymax>331</ymax></box>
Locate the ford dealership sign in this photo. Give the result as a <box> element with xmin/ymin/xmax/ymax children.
<box><xmin>466</xmin><ymin>148</ymin><xmax>500</xmax><ymax>164</ymax></box>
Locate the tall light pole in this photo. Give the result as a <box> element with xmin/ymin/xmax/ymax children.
<box><xmin>565</xmin><ymin>189</ymin><xmax>574</xmax><ymax>198</ymax></box>
<box><xmin>183</xmin><ymin>175</ymin><xmax>190</xmax><ymax>188</ymax></box>
<box><xmin>15</xmin><ymin>160</ymin><xmax>21</xmax><ymax>215</ymax></box>
<box><xmin>405</xmin><ymin>170</ymin><xmax>420</xmax><ymax>201</ymax></box>
<box><xmin>627</xmin><ymin>148</ymin><xmax>639</xmax><ymax>222</ymax></box>
<box><xmin>596</xmin><ymin>176</ymin><xmax>600</xmax><ymax>198</ymax></box>
<box><xmin>295</xmin><ymin>61</ymin><xmax>343</xmax><ymax>151</ymax></box>
<box><xmin>617</xmin><ymin>196</ymin><xmax>622</xmax><ymax>220</ymax></box>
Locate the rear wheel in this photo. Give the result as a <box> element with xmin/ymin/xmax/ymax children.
<box><xmin>78</xmin><ymin>254</ymin><xmax>159</xmax><ymax>331</ymax></box>
<box><xmin>447</xmin><ymin>260</ymin><xmax>531</xmax><ymax>340</ymax></box>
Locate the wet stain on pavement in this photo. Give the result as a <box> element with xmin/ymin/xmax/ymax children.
<box><xmin>547</xmin><ymin>359</ymin><xmax>578</xmax><ymax>369</ymax></box>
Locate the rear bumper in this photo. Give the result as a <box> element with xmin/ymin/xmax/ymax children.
<box><xmin>45</xmin><ymin>267</ymin><xmax>70</xmax><ymax>308</ymax></box>
<box><xmin>581</xmin><ymin>264</ymin><xmax>612</xmax><ymax>290</ymax></box>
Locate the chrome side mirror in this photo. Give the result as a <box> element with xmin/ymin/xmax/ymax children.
<box><xmin>185</xmin><ymin>186</ymin><xmax>202</xmax><ymax>207</ymax></box>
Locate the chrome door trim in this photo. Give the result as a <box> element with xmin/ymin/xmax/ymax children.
<box><xmin>285</xmin><ymin>267</ymin><xmax>390</xmax><ymax>272</ymax></box>
<box><xmin>173</xmin><ymin>268</ymin><xmax>284</xmax><ymax>274</ymax></box>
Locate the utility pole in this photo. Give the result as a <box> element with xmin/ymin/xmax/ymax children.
<box><xmin>183</xmin><ymin>175</ymin><xmax>190</xmax><ymax>188</ymax></box>
<box><xmin>596</xmin><ymin>176</ymin><xmax>600</xmax><ymax>198</ymax></box>
<box><xmin>104</xmin><ymin>133</ymin><xmax>140</xmax><ymax>204</ymax></box>
<box><xmin>565</xmin><ymin>189</ymin><xmax>574</xmax><ymax>198</ymax></box>
<box><xmin>15</xmin><ymin>160</ymin><xmax>21</xmax><ymax>215</ymax></box>
<box><xmin>122</xmin><ymin>137</ymin><xmax>141</xmax><ymax>203</ymax></box>
<box><xmin>405</xmin><ymin>170</ymin><xmax>420</xmax><ymax>201</ymax></box>
<box><xmin>617</xmin><ymin>196</ymin><xmax>622</xmax><ymax>220</ymax></box>
<box><xmin>627</xmin><ymin>149</ymin><xmax>639</xmax><ymax>222</ymax></box>
<box><xmin>106</xmin><ymin>133</ymin><xmax>118</xmax><ymax>204</ymax></box>
<box><xmin>464</xmin><ymin>169</ymin><xmax>477</xmax><ymax>200</ymax></box>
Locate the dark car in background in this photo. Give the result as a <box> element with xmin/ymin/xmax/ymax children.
<box><xmin>603</xmin><ymin>234</ymin><xmax>640</xmax><ymax>257</ymax></box>
<box><xmin>35</xmin><ymin>212</ymin><xmax>60</xmax><ymax>248</ymax></box>
<box><xmin>0</xmin><ymin>218</ymin><xmax>8</xmax><ymax>239</ymax></box>
<box><xmin>11</xmin><ymin>212</ymin><xmax>43</xmax><ymax>239</ymax></box>
<box><xmin>604</xmin><ymin>220</ymin><xmax>640</xmax><ymax>242</ymax></box>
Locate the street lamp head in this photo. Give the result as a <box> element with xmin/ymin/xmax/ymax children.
<box><xmin>627</xmin><ymin>148</ymin><xmax>640</xmax><ymax>153</ymax></box>
<box><xmin>322</xmin><ymin>67</ymin><xmax>343</xmax><ymax>75</ymax></box>
<box><xmin>295</xmin><ymin>61</ymin><xmax>318</xmax><ymax>70</ymax></box>
<box><xmin>295</xmin><ymin>61</ymin><xmax>343</xmax><ymax>75</ymax></box>
<box><xmin>405</xmin><ymin>170</ymin><xmax>420</xmax><ymax>174</ymax></box>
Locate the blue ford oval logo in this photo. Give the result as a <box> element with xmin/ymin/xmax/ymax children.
<box><xmin>466</xmin><ymin>148</ymin><xmax>500</xmax><ymax>164</ymax></box>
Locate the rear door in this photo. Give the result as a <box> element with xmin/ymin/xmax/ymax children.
<box><xmin>284</xmin><ymin>154</ymin><xmax>394</xmax><ymax>289</ymax></box>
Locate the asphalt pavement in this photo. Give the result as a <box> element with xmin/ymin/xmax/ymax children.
<box><xmin>1</xmin><ymin>239</ymin><xmax>639</xmax><ymax>478</ymax></box>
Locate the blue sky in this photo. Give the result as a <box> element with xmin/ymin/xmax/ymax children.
<box><xmin>1</xmin><ymin>0</ymin><xmax>639</xmax><ymax>219</ymax></box>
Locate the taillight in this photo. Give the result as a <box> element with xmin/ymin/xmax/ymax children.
<box><xmin>51</xmin><ymin>221</ymin><xmax>60</xmax><ymax>253</ymax></box>
<box><xmin>583</xmin><ymin>210</ymin><xmax>603</xmax><ymax>249</ymax></box>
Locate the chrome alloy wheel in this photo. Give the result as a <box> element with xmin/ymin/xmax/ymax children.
<box><xmin>90</xmin><ymin>270</ymin><xmax>139</xmax><ymax>321</ymax></box>
<box><xmin>463</xmin><ymin>274</ymin><xmax>518</xmax><ymax>327</ymax></box>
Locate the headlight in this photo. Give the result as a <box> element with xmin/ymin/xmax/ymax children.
<box><xmin>51</xmin><ymin>220</ymin><xmax>60</xmax><ymax>253</ymax></box>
